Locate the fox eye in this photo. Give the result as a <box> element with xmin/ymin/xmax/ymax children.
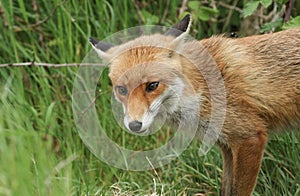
<box><xmin>116</xmin><ymin>86</ymin><xmax>128</xmax><ymax>96</ymax></box>
<box><xmin>145</xmin><ymin>82</ymin><xmax>159</xmax><ymax>92</ymax></box>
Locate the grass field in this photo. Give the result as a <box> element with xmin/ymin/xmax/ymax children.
<box><xmin>0</xmin><ymin>0</ymin><xmax>300</xmax><ymax>195</ymax></box>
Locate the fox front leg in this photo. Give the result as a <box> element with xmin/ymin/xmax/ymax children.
<box><xmin>221</xmin><ymin>146</ymin><xmax>233</xmax><ymax>196</ymax></box>
<box><xmin>230</xmin><ymin>132</ymin><xmax>267</xmax><ymax>195</ymax></box>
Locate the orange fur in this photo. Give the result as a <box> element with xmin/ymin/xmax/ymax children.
<box><xmin>200</xmin><ymin>29</ymin><xmax>300</xmax><ymax>195</ymax></box>
<box><xmin>91</xmin><ymin>17</ymin><xmax>300</xmax><ymax>195</ymax></box>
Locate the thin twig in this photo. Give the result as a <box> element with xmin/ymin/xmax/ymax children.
<box><xmin>30</xmin><ymin>0</ymin><xmax>66</xmax><ymax>28</ymax></box>
<box><xmin>0</xmin><ymin>62</ymin><xmax>105</xmax><ymax>68</ymax></box>
<box><xmin>161</xmin><ymin>0</ymin><xmax>170</xmax><ymax>24</ymax></box>
<box><xmin>222</xmin><ymin>0</ymin><xmax>239</xmax><ymax>32</ymax></box>
<box><xmin>133</xmin><ymin>0</ymin><xmax>143</xmax><ymax>25</ymax></box>
<box><xmin>44</xmin><ymin>154</ymin><xmax>78</xmax><ymax>194</ymax></box>
<box><xmin>146</xmin><ymin>156</ymin><xmax>164</xmax><ymax>195</ymax></box>
<box><xmin>284</xmin><ymin>0</ymin><xmax>295</xmax><ymax>22</ymax></box>
<box><xmin>262</xmin><ymin>2</ymin><xmax>285</xmax><ymax>22</ymax></box>
<box><xmin>179</xmin><ymin>0</ymin><xmax>188</xmax><ymax>16</ymax></box>
<box><xmin>218</xmin><ymin>2</ymin><xmax>243</xmax><ymax>13</ymax></box>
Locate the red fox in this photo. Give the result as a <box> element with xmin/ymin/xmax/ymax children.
<box><xmin>89</xmin><ymin>14</ymin><xmax>300</xmax><ymax>195</ymax></box>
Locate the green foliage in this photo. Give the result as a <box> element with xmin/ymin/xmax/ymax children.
<box><xmin>277</xmin><ymin>0</ymin><xmax>290</xmax><ymax>4</ymax></box>
<box><xmin>0</xmin><ymin>0</ymin><xmax>300</xmax><ymax>195</ymax></box>
<box><xmin>242</xmin><ymin>0</ymin><xmax>300</xmax><ymax>33</ymax></box>
<box><xmin>188</xmin><ymin>0</ymin><xmax>219</xmax><ymax>22</ymax></box>
<box><xmin>260</xmin><ymin>18</ymin><xmax>283</xmax><ymax>32</ymax></box>
<box><xmin>260</xmin><ymin>0</ymin><xmax>273</xmax><ymax>8</ymax></box>
<box><xmin>140</xmin><ymin>10</ymin><xmax>159</xmax><ymax>25</ymax></box>
<box><xmin>243</xmin><ymin>0</ymin><xmax>275</xmax><ymax>18</ymax></box>
<box><xmin>283</xmin><ymin>16</ymin><xmax>300</xmax><ymax>29</ymax></box>
<box><xmin>198</xmin><ymin>6</ymin><xmax>219</xmax><ymax>21</ymax></box>
<box><xmin>243</xmin><ymin>0</ymin><xmax>260</xmax><ymax>18</ymax></box>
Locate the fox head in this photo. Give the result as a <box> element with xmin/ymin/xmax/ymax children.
<box><xmin>90</xmin><ymin>15</ymin><xmax>195</xmax><ymax>134</ymax></box>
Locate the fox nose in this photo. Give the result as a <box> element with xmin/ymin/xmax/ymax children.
<box><xmin>128</xmin><ymin>120</ymin><xmax>142</xmax><ymax>132</ymax></box>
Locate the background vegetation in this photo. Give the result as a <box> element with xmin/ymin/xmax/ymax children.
<box><xmin>0</xmin><ymin>0</ymin><xmax>299</xmax><ymax>195</ymax></box>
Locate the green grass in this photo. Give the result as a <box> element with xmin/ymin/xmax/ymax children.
<box><xmin>0</xmin><ymin>0</ymin><xmax>300</xmax><ymax>195</ymax></box>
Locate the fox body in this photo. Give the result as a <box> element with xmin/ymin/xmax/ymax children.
<box><xmin>90</xmin><ymin>15</ymin><xmax>300</xmax><ymax>195</ymax></box>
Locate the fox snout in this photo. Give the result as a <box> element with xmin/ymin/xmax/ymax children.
<box><xmin>115</xmin><ymin>81</ymin><xmax>167</xmax><ymax>134</ymax></box>
<box><xmin>122</xmin><ymin>114</ymin><xmax>154</xmax><ymax>134</ymax></box>
<box><xmin>115</xmin><ymin>81</ymin><xmax>184</xmax><ymax>134</ymax></box>
<box><xmin>116</xmin><ymin>77</ymin><xmax>187</xmax><ymax>134</ymax></box>
<box><xmin>128</xmin><ymin>120</ymin><xmax>143</xmax><ymax>132</ymax></box>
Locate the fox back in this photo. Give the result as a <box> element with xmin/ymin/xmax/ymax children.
<box><xmin>202</xmin><ymin>29</ymin><xmax>300</xmax><ymax>131</ymax></box>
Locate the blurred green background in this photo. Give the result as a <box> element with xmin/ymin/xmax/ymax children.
<box><xmin>0</xmin><ymin>0</ymin><xmax>299</xmax><ymax>195</ymax></box>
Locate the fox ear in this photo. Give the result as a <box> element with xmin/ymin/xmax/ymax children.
<box><xmin>168</xmin><ymin>14</ymin><xmax>192</xmax><ymax>53</ymax></box>
<box><xmin>165</xmin><ymin>14</ymin><xmax>191</xmax><ymax>37</ymax></box>
<box><xmin>89</xmin><ymin>37</ymin><xmax>114</xmax><ymax>61</ymax></box>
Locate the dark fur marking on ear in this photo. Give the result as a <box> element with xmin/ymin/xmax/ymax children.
<box><xmin>89</xmin><ymin>37</ymin><xmax>114</xmax><ymax>52</ymax></box>
<box><xmin>165</xmin><ymin>14</ymin><xmax>191</xmax><ymax>37</ymax></box>
<box><xmin>89</xmin><ymin>37</ymin><xmax>99</xmax><ymax>46</ymax></box>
